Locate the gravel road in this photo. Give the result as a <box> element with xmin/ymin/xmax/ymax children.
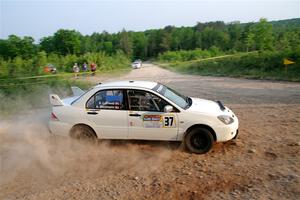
<box><xmin>1</xmin><ymin>63</ymin><xmax>299</xmax><ymax>199</ymax></box>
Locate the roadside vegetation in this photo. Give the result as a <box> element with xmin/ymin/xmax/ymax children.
<box><xmin>0</xmin><ymin>51</ymin><xmax>128</xmax><ymax>115</ymax></box>
<box><xmin>0</xmin><ymin>18</ymin><xmax>299</xmax><ymax>80</ymax></box>
<box><xmin>156</xmin><ymin>18</ymin><xmax>300</xmax><ymax>81</ymax></box>
<box><xmin>0</xmin><ymin>78</ymin><xmax>92</xmax><ymax>116</ymax></box>
<box><xmin>0</xmin><ymin>18</ymin><xmax>300</xmax><ymax>115</ymax></box>
<box><xmin>161</xmin><ymin>50</ymin><xmax>300</xmax><ymax>81</ymax></box>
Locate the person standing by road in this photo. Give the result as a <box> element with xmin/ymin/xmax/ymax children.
<box><xmin>82</xmin><ymin>62</ymin><xmax>88</xmax><ymax>76</ymax></box>
<box><xmin>90</xmin><ymin>62</ymin><xmax>97</xmax><ymax>76</ymax></box>
<box><xmin>73</xmin><ymin>63</ymin><xmax>80</xmax><ymax>78</ymax></box>
<box><xmin>82</xmin><ymin>62</ymin><xmax>88</xmax><ymax>72</ymax></box>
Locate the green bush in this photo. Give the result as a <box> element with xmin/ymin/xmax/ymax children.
<box><xmin>158</xmin><ymin>48</ymin><xmax>224</xmax><ymax>62</ymax></box>
<box><xmin>0</xmin><ymin>51</ymin><xmax>130</xmax><ymax>78</ymax></box>
<box><xmin>168</xmin><ymin>50</ymin><xmax>300</xmax><ymax>81</ymax></box>
<box><xmin>0</xmin><ymin>78</ymin><xmax>92</xmax><ymax>116</ymax></box>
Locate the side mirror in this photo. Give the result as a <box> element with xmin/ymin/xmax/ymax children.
<box><xmin>164</xmin><ymin>105</ymin><xmax>173</xmax><ymax>113</ymax></box>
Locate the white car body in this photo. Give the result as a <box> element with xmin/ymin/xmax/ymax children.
<box><xmin>49</xmin><ymin>81</ymin><xmax>239</xmax><ymax>146</ymax></box>
<box><xmin>131</xmin><ymin>61</ymin><xmax>142</xmax><ymax>69</ymax></box>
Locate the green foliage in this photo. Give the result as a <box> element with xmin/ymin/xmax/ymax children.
<box><xmin>0</xmin><ymin>52</ymin><xmax>130</xmax><ymax>78</ymax></box>
<box><xmin>0</xmin><ymin>78</ymin><xmax>92</xmax><ymax>116</ymax></box>
<box><xmin>166</xmin><ymin>50</ymin><xmax>300</xmax><ymax>81</ymax></box>
<box><xmin>1</xmin><ymin>18</ymin><xmax>299</xmax><ymax>60</ymax></box>
<box><xmin>158</xmin><ymin>48</ymin><xmax>223</xmax><ymax>62</ymax></box>
<box><xmin>40</xmin><ymin>29</ymin><xmax>82</xmax><ymax>55</ymax></box>
<box><xmin>0</xmin><ymin>18</ymin><xmax>299</xmax><ymax>82</ymax></box>
<box><xmin>0</xmin><ymin>35</ymin><xmax>37</xmax><ymax>59</ymax></box>
<box><xmin>247</xmin><ymin>18</ymin><xmax>274</xmax><ymax>50</ymax></box>
<box><xmin>118</xmin><ymin>29</ymin><xmax>133</xmax><ymax>57</ymax></box>
<box><xmin>132</xmin><ymin>32</ymin><xmax>147</xmax><ymax>60</ymax></box>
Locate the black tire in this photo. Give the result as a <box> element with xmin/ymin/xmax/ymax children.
<box><xmin>70</xmin><ymin>125</ymin><xmax>97</xmax><ymax>141</ymax></box>
<box><xmin>184</xmin><ymin>127</ymin><xmax>214</xmax><ymax>154</ymax></box>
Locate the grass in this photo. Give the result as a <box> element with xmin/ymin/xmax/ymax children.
<box><xmin>158</xmin><ymin>51</ymin><xmax>300</xmax><ymax>82</ymax></box>
<box><xmin>0</xmin><ymin>77</ymin><xmax>91</xmax><ymax>117</ymax></box>
<box><xmin>0</xmin><ymin>64</ymin><xmax>133</xmax><ymax>116</ymax></box>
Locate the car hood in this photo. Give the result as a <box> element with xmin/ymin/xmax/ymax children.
<box><xmin>186</xmin><ymin>97</ymin><xmax>222</xmax><ymax>115</ymax></box>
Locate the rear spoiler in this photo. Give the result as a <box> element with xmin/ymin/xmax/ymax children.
<box><xmin>49</xmin><ymin>94</ymin><xmax>64</xmax><ymax>106</ymax></box>
<box><xmin>49</xmin><ymin>86</ymin><xmax>84</xmax><ymax>106</ymax></box>
<box><xmin>71</xmin><ymin>86</ymin><xmax>85</xmax><ymax>96</ymax></box>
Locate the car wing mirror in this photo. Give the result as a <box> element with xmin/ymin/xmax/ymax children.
<box><xmin>164</xmin><ymin>105</ymin><xmax>173</xmax><ymax>113</ymax></box>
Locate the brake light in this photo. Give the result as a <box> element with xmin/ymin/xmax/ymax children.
<box><xmin>51</xmin><ymin>112</ymin><xmax>59</xmax><ymax>121</ymax></box>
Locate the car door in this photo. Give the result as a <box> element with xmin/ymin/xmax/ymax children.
<box><xmin>85</xmin><ymin>89</ymin><xmax>128</xmax><ymax>139</ymax></box>
<box><xmin>127</xmin><ymin>89</ymin><xmax>179</xmax><ymax>141</ymax></box>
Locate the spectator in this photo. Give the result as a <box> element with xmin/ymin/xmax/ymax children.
<box><xmin>82</xmin><ymin>62</ymin><xmax>88</xmax><ymax>72</ymax></box>
<box><xmin>73</xmin><ymin>63</ymin><xmax>80</xmax><ymax>78</ymax></box>
<box><xmin>90</xmin><ymin>62</ymin><xmax>97</xmax><ymax>76</ymax></box>
<box><xmin>82</xmin><ymin>62</ymin><xmax>88</xmax><ymax>77</ymax></box>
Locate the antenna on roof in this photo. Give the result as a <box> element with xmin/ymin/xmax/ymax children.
<box><xmin>129</xmin><ymin>80</ymin><xmax>134</xmax><ymax>83</ymax></box>
<box><xmin>98</xmin><ymin>82</ymin><xmax>102</xmax><ymax>85</ymax></box>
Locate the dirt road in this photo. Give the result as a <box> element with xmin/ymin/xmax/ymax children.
<box><xmin>1</xmin><ymin>63</ymin><xmax>300</xmax><ymax>199</ymax></box>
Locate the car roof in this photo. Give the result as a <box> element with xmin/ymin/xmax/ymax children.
<box><xmin>94</xmin><ymin>80</ymin><xmax>158</xmax><ymax>90</ymax></box>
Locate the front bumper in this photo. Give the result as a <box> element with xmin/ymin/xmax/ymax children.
<box><xmin>214</xmin><ymin>116</ymin><xmax>239</xmax><ymax>142</ymax></box>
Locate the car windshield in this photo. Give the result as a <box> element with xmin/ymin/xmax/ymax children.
<box><xmin>152</xmin><ymin>83</ymin><xmax>190</xmax><ymax>109</ymax></box>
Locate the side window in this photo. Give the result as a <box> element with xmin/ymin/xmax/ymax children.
<box><xmin>127</xmin><ymin>90</ymin><xmax>169</xmax><ymax>112</ymax></box>
<box><xmin>86</xmin><ymin>90</ymin><xmax>125</xmax><ymax>110</ymax></box>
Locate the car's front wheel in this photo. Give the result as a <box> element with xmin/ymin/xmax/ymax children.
<box><xmin>184</xmin><ymin>127</ymin><xmax>214</xmax><ymax>154</ymax></box>
<box><xmin>69</xmin><ymin>124</ymin><xmax>97</xmax><ymax>141</ymax></box>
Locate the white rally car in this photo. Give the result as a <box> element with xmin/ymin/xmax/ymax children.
<box><xmin>131</xmin><ymin>60</ymin><xmax>142</xmax><ymax>69</ymax></box>
<box><xmin>49</xmin><ymin>81</ymin><xmax>239</xmax><ymax>154</ymax></box>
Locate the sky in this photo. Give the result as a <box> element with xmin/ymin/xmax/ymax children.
<box><xmin>0</xmin><ymin>0</ymin><xmax>299</xmax><ymax>41</ymax></box>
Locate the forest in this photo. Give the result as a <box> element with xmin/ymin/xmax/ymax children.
<box><xmin>0</xmin><ymin>18</ymin><xmax>299</xmax><ymax>115</ymax></box>
<box><xmin>0</xmin><ymin>18</ymin><xmax>299</xmax><ymax>78</ymax></box>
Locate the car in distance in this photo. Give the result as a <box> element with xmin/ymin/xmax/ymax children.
<box><xmin>131</xmin><ymin>60</ymin><xmax>142</xmax><ymax>69</ymax></box>
<box><xmin>44</xmin><ymin>63</ymin><xmax>57</xmax><ymax>74</ymax></box>
<box><xmin>49</xmin><ymin>81</ymin><xmax>239</xmax><ymax>154</ymax></box>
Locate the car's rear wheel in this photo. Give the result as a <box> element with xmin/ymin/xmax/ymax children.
<box><xmin>70</xmin><ymin>125</ymin><xmax>97</xmax><ymax>141</ymax></box>
<box><xmin>184</xmin><ymin>127</ymin><xmax>214</xmax><ymax>154</ymax></box>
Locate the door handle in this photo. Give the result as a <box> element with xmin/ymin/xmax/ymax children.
<box><xmin>129</xmin><ymin>113</ymin><xmax>141</xmax><ymax>117</ymax></box>
<box><xmin>87</xmin><ymin>111</ymin><xmax>98</xmax><ymax>115</ymax></box>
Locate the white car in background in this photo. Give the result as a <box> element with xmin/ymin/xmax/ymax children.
<box><xmin>49</xmin><ymin>81</ymin><xmax>239</xmax><ymax>154</ymax></box>
<box><xmin>131</xmin><ymin>60</ymin><xmax>142</xmax><ymax>69</ymax></box>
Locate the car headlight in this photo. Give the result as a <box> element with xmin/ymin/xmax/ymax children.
<box><xmin>218</xmin><ymin>115</ymin><xmax>234</xmax><ymax>125</ymax></box>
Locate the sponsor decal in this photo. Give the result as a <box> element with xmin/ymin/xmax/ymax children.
<box><xmin>144</xmin><ymin>122</ymin><xmax>162</xmax><ymax>128</ymax></box>
<box><xmin>157</xmin><ymin>85</ymin><xmax>164</xmax><ymax>93</ymax></box>
<box><xmin>141</xmin><ymin>114</ymin><xmax>176</xmax><ymax>128</ymax></box>
<box><xmin>143</xmin><ymin>115</ymin><xmax>162</xmax><ymax>122</ymax></box>
<box><xmin>143</xmin><ymin>114</ymin><xmax>162</xmax><ymax>128</ymax></box>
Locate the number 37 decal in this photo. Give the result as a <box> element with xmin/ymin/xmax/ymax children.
<box><xmin>163</xmin><ymin>116</ymin><xmax>175</xmax><ymax>127</ymax></box>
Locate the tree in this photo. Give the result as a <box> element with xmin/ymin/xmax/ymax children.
<box><xmin>247</xmin><ymin>18</ymin><xmax>274</xmax><ymax>50</ymax></box>
<box><xmin>159</xmin><ymin>30</ymin><xmax>172</xmax><ymax>52</ymax></box>
<box><xmin>118</xmin><ymin>29</ymin><xmax>133</xmax><ymax>57</ymax></box>
<box><xmin>40</xmin><ymin>36</ymin><xmax>55</xmax><ymax>53</ymax></box>
<box><xmin>132</xmin><ymin>32</ymin><xmax>147</xmax><ymax>59</ymax></box>
<box><xmin>246</xmin><ymin>33</ymin><xmax>255</xmax><ymax>51</ymax></box>
<box><xmin>103</xmin><ymin>42</ymin><xmax>114</xmax><ymax>55</ymax></box>
<box><xmin>201</xmin><ymin>27</ymin><xmax>229</xmax><ymax>50</ymax></box>
<box><xmin>32</xmin><ymin>51</ymin><xmax>47</xmax><ymax>75</ymax></box>
<box><xmin>52</xmin><ymin>29</ymin><xmax>82</xmax><ymax>55</ymax></box>
<box><xmin>0</xmin><ymin>39</ymin><xmax>11</xmax><ymax>59</ymax></box>
<box><xmin>0</xmin><ymin>35</ymin><xmax>37</xmax><ymax>59</ymax></box>
<box><xmin>227</xmin><ymin>21</ymin><xmax>243</xmax><ymax>51</ymax></box>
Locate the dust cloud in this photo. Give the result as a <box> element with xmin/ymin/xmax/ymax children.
<box><xmin>0</xmin><ymin>109</ymin><xmax>173</xmax><ymax>188</ymax></box>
